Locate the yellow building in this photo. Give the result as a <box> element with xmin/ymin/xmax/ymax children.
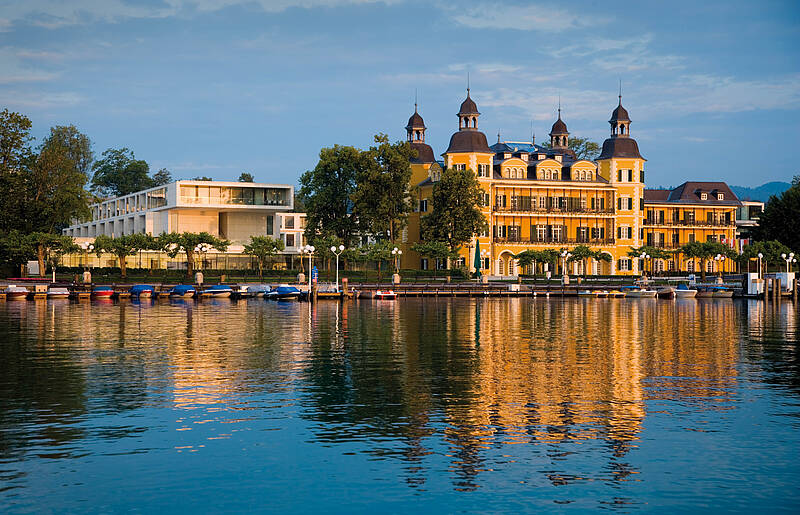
<box><xmin>643</xmin><ymin>183</ymin><xmax>739</xmax><ymax>274</ymax></box>
<box><xmin>401</xmin><ymin>91</ymin><xmax>742</xmax><ymax>276</ymax></box>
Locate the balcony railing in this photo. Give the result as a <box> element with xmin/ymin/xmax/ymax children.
<box><xmin>644</xmin><ymin>219</ymin><xmax>735</xmax><ymax>227</ymax></box>
<box><xmin>494</xmin><ymin>206</ymin><xmax>615</xmax><ymax>215</ymax></box>
<box><xmin>494</xmin><ymin>237</ymin><xmax>616</xmax><ymax>245</ymax></box>
<box><xmin>180</xmin><ymin>196</ymin><xmax>288</xmax><ymax>206</ymax></box>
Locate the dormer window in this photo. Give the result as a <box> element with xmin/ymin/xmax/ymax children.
<box><xmin>717</xmin><ymin>193</ymin><xmax>724</xmax><ymax>200</ymax></box>
<box><xmin>504</xmin><ymin>153</ymin><xmax>511</xmax><ymax>159</ymax></box>
<box><xmin>701</xmin><ymin>193</ymin><xmax>708</xmax><ymax>200</ymax></box>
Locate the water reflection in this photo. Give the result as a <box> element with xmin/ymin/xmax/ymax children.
<box><xmin>0</xmin><ymin>298</ymin><xmax>798</xmax><ymax>509</ymax></box>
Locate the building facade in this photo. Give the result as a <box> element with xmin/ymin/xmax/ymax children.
<box><xmin>401</xmin><ymin>91</ymin><xmax>741</xmax><ymax>276</ymax></box>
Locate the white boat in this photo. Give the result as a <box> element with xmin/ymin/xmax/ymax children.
<box><xmin>624</xmin><ymin>287</ymin><xmax>657</xmax><ymax>298</ymax></box>
<box><xmin>247</xmin><ymin>284</ymin><xmax>271</xmax><ymax>298</ymax></box>
<box><xmin>47</xmin><ymin>287</ymin><xmax>71</xmax><ymax>299</ymax></box>
<box><xmin>656</xmin><ymin>286</ymin><xmax>675</xmax><ymax>299</ymax></box>
<box><xmin>4</xmin><ymin>285</ymin><xmax>29</xmax><ymax>300</ymax></box>
<box><xmin>578</xmin><ymin>290</ymin><xmax>599</xmax><ymax>297</ymax></box>
<box><xmin>675</xmin><ymin>285</ymin><xmax>697</xmax><ymax>298</ymax></box>
<box><xmin>374</xmin><ymin>290</ymin><xmax>397</xmax><ymax>300</ymax></box>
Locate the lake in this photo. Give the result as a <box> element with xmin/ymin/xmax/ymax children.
<box><xmin>1</xmin><ymin>297</ymin><xmax>798</xmax><ymax>512</ymax></box>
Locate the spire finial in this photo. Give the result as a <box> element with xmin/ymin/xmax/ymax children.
<box><xmin>530</xmin><ymin>120</ymin><xmax>534</xmax><ymax>144</ymax></box>
<box><xmin>558</xmin><ymin>94</ymin><xmax>562</xmax><ymax>119</ymax></box>
<box><xmin>618</xmin><ymin>79</ymin><xmax>623</xmax><ymax>105</ymax></box>
<box><xmin>467</xmin><ymin>71</ymin><xmax>470</xmax><ymax>96</ymax></box>
<box><xmin>414</xmin><ymin>88</ymin><xmax>418</xmax><ymax>113</ymax></box>
<box><xmin>497</xmin><ymin>130</ymin><xmax>501</xmax><ymax>144</ymax></box>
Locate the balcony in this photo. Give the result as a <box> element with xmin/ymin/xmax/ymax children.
<box><xmin>179</xmin><ymin>196</ymin><xmax>288</xmax><ymax>207</ymax></box>
<box><xmin>494</xmin><ymin>237</ymin><xmax>616</xmax><ymax>246</ymax></box>
<box><xmin>644</xmin><ymin>219</ymin><xmax>735</xmax><ymax>228</ymax></box>
<box><xmin>494</xmin><ymin>206</ymin><xmax>615</xmax><ymax>215</ymax></box>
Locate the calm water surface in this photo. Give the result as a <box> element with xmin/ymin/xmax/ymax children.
<box><xmin>1</xmin><ymin>297</ymin><xmax>798</xmax><ymax>512</ymax></box>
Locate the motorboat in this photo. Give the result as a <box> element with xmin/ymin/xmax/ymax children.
<box><xmin>200</xmin><ymin>284</ymin><xmax>233</xmax><ymax>298</ymax></box>
<box><xmin>374</xmin><ymin>290</ymin><xmax>397</xmax><ymax>300</ymax></box>
<box><xmin>608</xmin><ymin>290</ymin><xmax>626</xmax><ymax>298</ymax></box>
<box><xmin>47</xmin><ymin>287</ymin><xmax>71</xmax><ymax>299</ymax></box>
<box><xmin>265</xmin><ymin>284</ymin><xmax>301</xmax><ymax>301</ymax></box>
<box><xmin>674</xmin><ymin>284</ymin><xmax>697</xmax><ymax>299</ymax></box>
<box><xmin>596</xmin><ymin>290</ymin><xmax>609</xmax><ymax>298</ymax></box>
<box><xmin>91</xmin><ymin>286</ymin><xmax>115</xmax><ymax>299</ymax></box>
<box><xmin>4</xmin><ymin>285</ymin><xmax>29</xmax><ymax>300</ymax></box>
<box><xmin>169</xmin><ymin>284</ymin><xmax>196</xmax><ymax>298</ymax></box>
<box><xmin>129</xmin><ymin>284</ymin><xmax>155</xmax><ymax>298</ymax></box>
<box><xmin>247</xmin><ymin>284</ymin><xmax>271</xmax><ymax>298</ymax></box>
<box><xmin>622</xmin><ymin>286</ymin><xmax>657</xmax><ymax>298</ymax></box>
<box><xmin>578</xmin><ymin>290</ymin><xmax>598</xmax><ymax>297</ymax></box>
<box><xmin>696</xmin><ymin>287</ymin><xmax>714</xmax><ymax>298</ymax></box>
<box><xmin>711</xmin><ymin>286</ymin><xmax>734</xmax><ymax>298</ymax></box>
<box><xmin>656</xmin><ymin>286</ymin><xmax>675</xmax><ymax>299</ymax></box>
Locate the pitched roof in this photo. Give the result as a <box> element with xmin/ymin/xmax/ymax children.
<box><xmin>667</xmin><ymin>182</ymin><xmax>741</xmax><ymax>205</ymax></box>
<box><xmin>458</xmin><ymin>93</ymin><xmax>479</xmax><ymax>115</ymax></box>
<box><xmin>406</xmin><ymin>111</ymin><xmax>425</xmax><ymax>130</ymax></box>
<box><xmin>444</xmin><ymin>130</ymin><xmax>492</xmax><ymax>154</ymax></box>
<box><xmin>598</xmin><ymin>137</ymin><xmax>644</xmax><ymax>160</ymax></box>
<box><xmin>644</xmin><ymin>189</ymin><xmax>671</xmax><ymax>201</ymax></box>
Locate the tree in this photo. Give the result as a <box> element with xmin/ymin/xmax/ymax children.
<box><xmin>0</xmin><ymin>230</ymin><xmax>34</xmax><ymax>275</ymax></box>
<box><xmin>43</xmin><ymin>125</ymin><xmax>93</xmax><ymax>177</ymax></box>
<box><xmin>238</xmin><ymin>172</ymin><xmax>254</xmax><ymax>182</ymax></box>
<box><xmin>244</xmin><ymin>235</ymin><xmax>284</xmax><ymax>279</ymax></box>
<box><xmin>514</xmin><ymin>249</ymin><xmax>560</xmax><ymax>275</ymax></box>
<box><xmin>420</xmin><ymin>167</ymin><xmax>487</xmax><ymax>265</ymax></box>
<box><xmin>542</xmin><ymin>136</ymin><xmax>600</xmax><ymax>160</ymax></box>
<box><xmin>158</xmin><ymin>232</ymin><xmax>230</xmax><ymax>278</ymax></box>
<box><xmin>299</xmin><ymin>144</ymin><xmax>362</xmax><ymax>246</ymax></box>
<box><xmin>94</xmin><ymin>234</ymin><xmax>156</xmax><ymax>279</ymax></box>
<box><xmin>351</xmin><ymin>134</ymin><xmax>415</xmax><ymax>243</ymax></box>
<box><xmin>411</xmin><ymin>241</ymin><xmax>459</xmax><ymax>277</ymax></box>
<box><xmin>27</xmin><ymin>232</ymin><xmax>78</xmax><ymax>277</ymax></box>
<box><xmin>192</xmin><ymin>176</ymin><xmax>213</xmax><ymax>181</ymax></box>
<box><xmin>152</xmin><ymin>168</ymin><xmax>172</xmax><ymax>186</ymax></box>
<box><xmin>738</xmin><ymin>240</ymin><xmax>792</xmax><ymax>272</ymax></box>
<box><xmin>679</xmin><ymin>241</ymin><xmax>736</xmax><ymax>281</ymax></box>
<box><xmin>753</xmin><ymin>180</ymin><xmax>800</xmax><ymax>253</ymax></box>
<box><xmin>568</xmin><ymin>245</ymin><xmax>611</xmax><ymax>277</ymax></box>
<box><xmin>0</xmin><ymin>110</ymin><xmax>35</xmax><ymax>233</ymax></box>
<box><xmin>363</xmin><ymin>241</ymin><xmax>393</xmax><ymax>282</ymax></box>
<box><xmin>90</xmin><ymin>148</ymin><xmax>152</xmax><ymax>197</ymax></box>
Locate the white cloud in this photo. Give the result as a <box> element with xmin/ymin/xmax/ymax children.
<box><xmin>0</xmin><ymin>91</ymin><xmax>84</xmax><ymax>108</ymax></box>
<box><xmin>0</xmin><ymin>47</ymin><xmax>60</xmax><ymax>83</ymax></box>
<box><xmin>445</xmin><ymin>2</ymin><xmax>609</xmax><ymax>32</ymax></box>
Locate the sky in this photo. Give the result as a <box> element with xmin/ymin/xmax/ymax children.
<box><xmin>1</xmin><ymin>0</ymin><xmax>799</xmax><ymax>189</ymax></box>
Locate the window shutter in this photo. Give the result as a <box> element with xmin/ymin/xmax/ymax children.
<box><xmin>617</xmin><ymin>227</ymin><xmax>622</xmax><ymax>239</ymax></box>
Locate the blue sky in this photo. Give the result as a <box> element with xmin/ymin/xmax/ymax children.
<box><xmin>1</xmin><ymin>0</ymin><xmax>798</xmax><ymax>188</ymax></box>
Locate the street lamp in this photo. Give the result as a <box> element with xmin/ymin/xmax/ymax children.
<box><xmin>561</xmin><ymin>250</ymin><xmax>571</xmax><ymax>276</ymax></box>
<box><xmin>714</xmin><ymin>253</ymin><xmax>726</xmax><ymax>280</ymax></box>
<box><xmin>301</xmin><ymin>245</ymin><xmax>315</xmax><ymax>290</ymax></box>
<box><xmin>781</xmin><ymin>252</ymin><xmax>795</xmax><ymax>273</ymax></box>
<box><xmin>391</xmin><ymin>247</ymin><xmax>402</xmax><ymax>274</ymax></box>
<box><xmin>330</xmin><ymin>244</ymin><xmax>345</xmax><ymax>292</ymax></box>
<box><xmin>757</xmin><ymin>252</ymin><xmax>764</xmax><ymax>279</ymax></box>
<box><xmin>194</xmin><ymin>243</ymin><xmax>212</xmax><ymax>271</ymax></box>
<box><xmin>81</xmin><ymin>241</ymin><xmax>95</xmax><ymax>270</ymax></box>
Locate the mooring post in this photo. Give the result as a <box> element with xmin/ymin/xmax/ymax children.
<box><xmin>793</xmin><ymin>278</ymin><xmax>798</xmax><ymax>302</ymax></box>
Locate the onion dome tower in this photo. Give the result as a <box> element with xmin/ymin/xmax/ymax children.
<box><xmin>598</xmin><ymin>93</ymin><xmax>643</xmax><ymax>160</ymax></box>
<box><xmin>549</xmin><ymin>105</ymin><xmax>569</xmax><ymax>150</ymax></box>
<box><xmin>444</xmin><ymin>88</ymin><xmax>492</xmax><ymax>154</ymax></box>
<box><xmin>406</xmin><ymin>103</ymin><xmax>435</xmax><ymax>164</ymax></box>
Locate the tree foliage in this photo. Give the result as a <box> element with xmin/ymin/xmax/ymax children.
<box><xmin>679</xmin><ymin>241</ymin><xmax>736</xmax><ymax>281</ymax></box>
<box><xmin>27</xmin><ymin>232</ymin><xmax>78</xmax><ymax>277</ymax></box>
<box><xmin>351</xmin><ymin>134</ymin><xmax>415</xmax><ymax>243</ymax></box>
<box><xmin>244</xmin><ymin>235</ymin><xmax>284</xmax><ymax>279</ymax></box>
<box><xmin>541</xmin><ymin>136</ymin><xmax>600</xmax><ymax>160</ymax></box>
<box><xmin>93</xmin><ymin>234</ymin><xmax>156</xmax><ymax>279</ymax></box>
<box><xmin>753</xmin><ymin>181</ymin><xmax>800</xmax><ymax>252</ymax></box>
<box><xmin>738</xmin><ymin>240</ymin><xmax>792</xmax><ymax>270</ymax></box>
<box><xmin>411</xmin><ymin>240</ymin><xmax>459</xmax><ymax>274</ymax></box>
<box><xmin>420</xmin><ymin>167</ymin><xmax>487</xmax><ymax>257</ymax></box>
<box><xmin>299</xmin><ymin>144</ymin><xmax>363</xmax><ymax>246</ymax></box>
<box><xmin>158</xmin><ymin>232</ymin><xmax>230</xmax><ymax>278</ymax></box>
<box><xmin>238</xmin><ymin>172</ymin><xmax>254</xmax><ymax>182</ymax></box>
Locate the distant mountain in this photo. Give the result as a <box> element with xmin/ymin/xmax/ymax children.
<box><xmin>730</xmin><ymin>181</ymin><xmax>792</xmax><ymax>202</ymax></box>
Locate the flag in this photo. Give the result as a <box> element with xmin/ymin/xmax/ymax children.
<box><xmin>474</xmin><ymin>240</ymin><xmax>481</xmax><ymax>277</ymax></box>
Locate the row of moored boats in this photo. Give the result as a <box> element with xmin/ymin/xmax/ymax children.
<box><xmin>578</xmin><ymin>284</ymin><xmax>733</xmax><ymax>299</ymax></box>
<box><xmin>2</xmin><ymin>284</ymin><xmax>309</xmax><ymax>301</ymax></box>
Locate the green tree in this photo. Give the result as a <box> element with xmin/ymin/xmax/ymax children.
<box><xmin>542</xmin><ymin>136</ymin><xmax>600</xmax><ymax>160</ymax></box>
<box><xmin>351</xmin><ymin>134</ymin><xmax>415</xmax><ymax>243</ymax></box>
<box><xmin>411</xmin><ymin>241</ymin><xmax>459</xmax><ymax>277</ymax></box>
<box><xmin>678</xmin><ymin>241</ymin><xmax>736</xmax><ymax>281</ymax></box>
<box><xmin>94</xmin><ymin>234</ymin><xmax>156</xmax><ymax>279</ymax></box>
<box><xmin>91</xmin><ymin>148</ymin><xmax>152</xmax><ymax>197</ymax></box>
<box><xmin>0</xmin><ymin>110</ymin><xmax>35</xmax><ymax>233</ymax></box>
<box><xmin>238</xmin><ymin>172</ymin><xmax>254</xmax><ymax>182</ymax></box>
<box><xmin>27</xmin><ymin>232</ymin><xmax>78</xmax><ymax>277</ymax></box>
<box><xmin>152</xmin><ymin>168</ymin><xmax>172</xmax><ymax>186</ymax></box>
<box><xmin>363</xmin><ymin>241</ymin><xmax>393</xmax><ymax>282</ymax></box>
<box><xmin>158</xmin><ymin>232</ymin><xmax>230</xmax><ymax>278</ymax></box>
<box><xmin>753</xmin><ymin>180</ymin><xmax>799</xmax><ymax>253</ymax></box>
<box><xmin>0</xmin><ymin>230</ymin><xmax>35</xmax><ymax>275</ymax></box>
<box><xmin>192</xmin><ymin>176</ymin><xmax>213</xmax><ymax>181</ymax></box>
<box><xmin>43</xmin><ymin>125</ymin><xmax>93</xmax><ymax>177</ymax></box>
<box><xmin>568</xmin><ymin>245</ymin><xmax>612</xmax><ymax>277</ymax></box>
<box><xmin>514</xmin><ymin>249</ymin><xmax>561</xmax><ymax>275</ymax></box>
<box><xmin>244</xmin><ymin>235</ymin><xmax>284</xmax><ymax>279</ymax></box>
<box><xmin>420</xmin><ymin>167</ymin><xmax>487</xmax><ymax>265</ymax></box>
<box><xmin>299</xmin><ymin>144</ymin><xmax>363</xmax><ymax>245</ymax></box>
<box><xmin>738</xmin><ymin>240</ymin><xmax>792</xmax><ymax>273</ymax></box>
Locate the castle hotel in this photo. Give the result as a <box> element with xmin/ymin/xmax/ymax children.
<box><xmin>401</xmin><ymin>90</ymin><xmax>741</xmax><ymax>276</ymax></box>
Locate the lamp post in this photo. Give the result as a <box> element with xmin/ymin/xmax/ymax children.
<box><xmin>782</xmin><ymin>252</ymin><xmax>795</xmax><ymax>273</ymax></box>
<box><xmin>391</xmin><ymin>247</ymin><xmax>402</xmax><ymax>285</ymax></box>
<box><xmin>480</xmin><ymin>249</ymin><xmax>490</xmax><ymax>281</ymax></box>
<box><xmin>194</xmin><ymin>243</ymin><xmax>211</xmax><ymax>271</ymax></box>
<box><xmin>714</xmin><ymin>253</ymin><xmax>726</xmax><ymax>281</ymax></box>
<box><xmin>81</xmin><ymin>242</ymin><xmax>94</xmax><ymax>271</ymax></box>
<box><xmin>330</xmin><ymin>244</ymin><xmax>345</xmax><ymax>291</ymax></box>
<box><xmin>301</xmin><ymin>245</ymin><xmax>315</xmax><ymax>290</ymax></box>
<box><xmin>561</xmin><ymin>250</ymin><xmax>571</xmax><ymax>276</ymax></box>
<box><xmin>758</xmin><ymin>252</ymin><xmax>764</xmax><ymax>279</ymax></box>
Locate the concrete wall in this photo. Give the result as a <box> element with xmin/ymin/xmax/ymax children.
<box><xmin>220</xmin><ymin>211</ymin><xmax>268</xmax><ymax>243</ymax></box>
<box><xmin>175</xmin><ymin>210</ymin><xmax>219</xmax><ymax>236</ymax></box>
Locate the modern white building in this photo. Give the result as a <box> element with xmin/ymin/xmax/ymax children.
<box><xmin>63</xmin><ymin>180</ymin><xmax>294</xmax><ymax>244</ymax></box>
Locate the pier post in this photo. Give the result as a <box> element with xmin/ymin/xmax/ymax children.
<box><xmin>776</xmin><ymin>278</ymin><xmax>782</xmax><ymax>301</ymax></box>
<box><xmin>793</xmin><ymin>278</ymin><xmax>798</xmax><ymax>302</ymax></box>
